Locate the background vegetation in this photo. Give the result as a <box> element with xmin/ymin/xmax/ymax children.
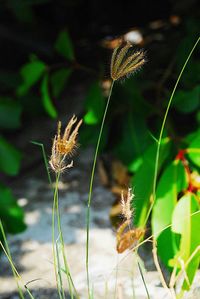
<box><xmin>0</xmin><ymin>0</ymin><xmax>199</xmax><ymax>295</ymax></box>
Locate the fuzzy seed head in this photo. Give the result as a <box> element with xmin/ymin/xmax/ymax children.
<box><xmin>121</xmin><ymin>188</ymin><xmax>134</xmax><ymax>221</ymax></box>
<box><xmin>49</xmin><ymin>115</ymin><xmax>82</xmax><ymax>173</ymax></box>
<box><xmin>111</xmin><ymin>42</ymin><xmax>146</xmax><ymax>81</ymax></box>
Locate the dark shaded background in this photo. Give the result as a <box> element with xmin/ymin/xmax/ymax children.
<box><xmin>0</xmin><ymin>0</ymin><xmax>199</xmax><ymax>68</ymax></box>
<box><xmin>0</xmin><ymin>0</ymin><xmax>199</xmax><ymax>176</ymax></box>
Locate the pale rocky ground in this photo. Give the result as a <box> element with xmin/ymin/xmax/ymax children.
<box><xmin>1</xmin><ymin>146</ymin><xmax>200</xmax><ymax>299</ymax></box>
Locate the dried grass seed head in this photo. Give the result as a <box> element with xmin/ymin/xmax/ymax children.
<box><xmin>121</xmin><ymin>187</ymin><xmax>134</xmax><ymax>221</ymax></box>
<box><xmin>49</xmin><ymin>115</ymin><xmax>82</xmax><ymax>173</ymax></box>
<box><xmin>111</xmin><ymin>41</ymin><xmax>146</xmax><ymax>81</ymax></box>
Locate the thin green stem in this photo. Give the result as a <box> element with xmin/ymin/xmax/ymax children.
<box><xmin>114</xmin><ymin>255</ymin><xmax>119</xmax><ymax>299</ymax></box>
<box><xmin>86</xmin><ymin>80</ymin><xmax>115</xmax><ymax>297</ymax></box>
<box><xmin>0</xmin><ymin>221</ymin><xmax>25</xmax><ymax>299</ymax></box>
<box><xmin>56</xmin><ymin>238</ymin><xmax>66</xmax><ymax>299</ymax></box>
<box><xmin>52</xmin><ymin>172</ymin><xmax>79</xmax><ymax>299</ymax></box>
<box><xmin>0</xmin><ymin>237</ymin><xmax>35</xmax><ymax>299</ymax></box>
<box><xmin>55</xmin><ymin>183</ymin><xmax>76</xmax><ymax>299</ymax></box>
<box><xmin>143</xmin><ymin>36</ymin><xmax>200</xmax><ymax>226</ymax></box>
<box><xmin>31</xmin><ymin>141</ymin><xmax>52</xmax><ymax>186</ymax></box>
<box><xmin>137</xmin><ymin>259</ymin><xmax>151</xmax><ymax>299</ymax></box>
<box><xmin>52</xmin><ymin>172</ymin><xmax>63</xmax><ymax>299</ymax></box>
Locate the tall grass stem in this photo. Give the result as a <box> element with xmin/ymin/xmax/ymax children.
<box><xmin>31</xmin><ymin>141</ymin><xmax>52</xmax><ymax>186</ymax></box>
<box><xmin>143</xmin><ymin>36</ymin><xmax>200</xmax><ymax>226</ymax></box>
<box><xmin>137</xmin><ymin>259</ymin><xmax>151</xmax><ymax>299</ymax></box>
<box><xmin>86</xmin><ymin>80</ymin><xmax>114</xmax><ymax>297</ymax></box>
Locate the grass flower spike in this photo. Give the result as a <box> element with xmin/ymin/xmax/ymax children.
<box><xmin>111</xmin><ymin>41</ymin><xmax>146</xmax><ymax>81</ymax></box>
<box><xmin>49</xmin><ymin>115</ymin><xmax>82</xmax><ymax>173</ymax></box>
<box><xmin>116</xmin><ymin>188</ymin><xmax>145</xmax><ymax>253</ymax></box>
<box><xmin>121</xmin><ymin>187</ymin><xmax>134</xmax><ymax>222</ymax></box>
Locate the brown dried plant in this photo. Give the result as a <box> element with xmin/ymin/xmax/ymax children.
<box><xmin>117</xmin><ymin>224</ymin><xmax>145</xmax><ymax>254</ymax></box>
<box><xmin>116</xmin><ymin>188</ymin><xmax>145</xmax><ymax>253</ymax></box>
<box><xmin>111</xmin><ymin>41</ymin><xmax>146</xmax><ymax>81</ymax></box>
<box><xmin>49</xmin><ymin>115</ymin><xmax>82</xmax><ymax>173</ymax></box>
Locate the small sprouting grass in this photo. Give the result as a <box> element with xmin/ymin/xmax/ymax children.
<box><xmin>0</xmin><ymin>221</ymin><xmax>35</xmax><ymax>299</ymax></box>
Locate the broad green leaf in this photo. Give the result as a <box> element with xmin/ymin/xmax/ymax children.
<box><xmin>157</xmin><ymin>227</ymin><xmax>179</xmax><ymax>268</ymax></box>
<box><xmin>0</xmin><ymin>97</ymin><xmax>22</xmax><ymax>129</ymax></box>
<box><xmin>173</xmin><ymin>86</ymin><xmax>200</xmax><ymax>114</ymax></box>
<box><xmin>41</xmin><ymin>75</ymin><xmax>57</xmax><ymax>118</ymax></box>
<box><xmin>50</xmin><ymin>68</ymin><xmax>72</xmax><ymax>97</ymax></box>
<box><xmin>84</xmin><ymin>82</ymin><xmax>105</xmax><ymax>125</ymax></box>
<box><xmin>133</xmin><ymin>137</ymin><xmax>171</xmax><ymax>227</ymax></box>
<box><xmin>0</xmin><ymin>136</ymin><xmax>21</xmax><ymax>176</ymax></box>
<box><xmin>152</xmin><ymin>160</ymin><xmax>187</xmax><ymax>239</ymax></box>
<box><xmin>55</xmin><ymin>31</ymin><xmax>74</xmax><ymax>61</ymax></box>
<box><xmin>186</xmin><ymin>207</ymin><xmax>200</xmax><ymax>289</ymax></box>
<box><xmin>172</xmin><ymin>194</ymin><xmax>192</xmax><ymax>259</ymax></box>
<box><xmin>171</xmin><ymin>193</ymin><xmax>200</xmax><ymax>290</ymax></box>
<box><xmin>0</xmin><ymin>184</ymin><xmax>26</xmax><ymax>234</ymax></box>
<box><xmin>187</xmin><ymin>129</ymin><xmax>200</xmax><ymax>167</ymax></box>
<box><xmin>17</xmin><ymin>59</ymin><xmax>46</xmax><ymax>96</ymax></box>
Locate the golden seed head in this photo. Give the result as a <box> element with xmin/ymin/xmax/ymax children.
<box><xmin>110</xmin><ymin>42</ymin><xmax>146</xmax><ymax>81</ymax></box>
<box><xmin>49</xmin><ymin>115</ymin><xmax>82</xmax><ymax>173</ymax></box>
<box><xmin>120</xmin><ymin>187</ymin><xmax>134</xmax><ymax>221</ymax></box>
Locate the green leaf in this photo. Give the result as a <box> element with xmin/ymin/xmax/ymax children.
<box><xmin>0</xmin><ymin>136</ymin><xmax>21</xmax><ymax>176</ymax></box>
<box><xmin>172</xmin><ymin>194</ymin><xmax>191</xmax><ymax>259</ymax></box>
<box><xmin>187</xmin><ymin>129</ymin><xmax>200</xmax><ymax>167</ymax></box>
<box><xmin>0</xmin><ymin>97</ymin><xmax>22</xmax><ymax>129</ymax></box>
<box><xmin>50</xmin><ymin>68</ymin><xmax>72</xmax><ymax>98</ymax></box>
<box><xmin>55</xmin><ymin>30</ymin><xmax>74</xmax><ymax>61</ymax></box>
<box><xmin>41</xmin><ymin>75</ymin><xmax>57</xmax><ymax>119</ymax></box>
<box><xmin>84</xmin><ymin>82</ymin><xmax>105</xmax><ymax>125</ymax></box>
<box><xmin>152</xmin><ymin>160</ymin><xmax>187</xmax><ymax>239</ymax></box>
<box><xmin>133</xmin><ymin>137</ymin><xmax>171</xmax><ymax>227</ymax></box>
<box><xmin>0</xmin><ymin>184</ymin><xmax>26</xmax><ymax>234</ymax></box>
<box><xmin>157</xmin><ymin>227</ymin><xmax>179</xmax><ymax>268</ymax></box>
<box><xmin>173</xmin><ymin>86</ymin><xmax>200</xmax><ymax>114</ymax></box>
<box><xmin>17</xmin><ymin>59</ymin><xmax>46</xmax><ymax>96</ymax></box>
<box><xmin>171</xmin><ymin>193</ymin><xmax>200</xmax><ymax>290</ymax></box>
<box><xmin>187</xmin><ymin>207</ymin><xmax>200</xmax><ymax>288</ymax></box>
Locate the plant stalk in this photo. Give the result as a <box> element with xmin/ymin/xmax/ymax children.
<box><xmin>143</xmin><ymin>36</ymin><xmax>200</xmax><ymax>226</ymax></box>
<box><xmin>86</xmin><ymin>80</ymin><xmax>114</xmax><ymax>297</ymax></box>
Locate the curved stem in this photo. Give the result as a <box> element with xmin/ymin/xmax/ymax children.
<box><xmin>143</xmin><ymin>36</ymin><xmax>200</xmax><ymax>227</ymax></box>
<box><xmin>86</xmin><ymin>80</ymin><xmax>114</xmax><ymax>297</ymax></box>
